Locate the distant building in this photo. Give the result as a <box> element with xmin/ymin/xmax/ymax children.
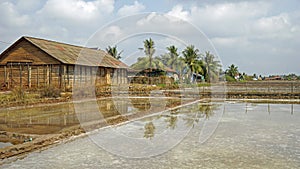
<box><xmin>264</xmin><ymin>75</ymin><xmax>282</xmax><ymax>80</ymax></box>
<box><xmin>0</xmin><ymin>36</ymin><xmax>128</xmax><ymax>90</ymax></box>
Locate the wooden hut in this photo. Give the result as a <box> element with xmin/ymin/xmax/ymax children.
<box><xmin>0</xmin><ymin>36</ymin><xmax>128</xmax><ymax>90</ymax></box>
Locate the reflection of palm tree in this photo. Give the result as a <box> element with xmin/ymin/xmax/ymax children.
<box><xmin>165</xmin><ymin>115</ymin><xmax>178</xmax><ymax>130</ymax></box>
<box><xmin>181</xmin><ymin>104</ymin><xmax>219</xmax><ymax>128</ymax></box>
<box><xmin>144</xmin><ymin>122</ymin><xmax>155</xmax><ymax>139</ymax></box>
<box><xmin>198</xmin><ymin>103</ymin><xmax>219</xmax><ymax>119</ymax></box>
<box><xmin>130</xmin><ymin>98</ymin><xmax>151</xmax><ymax>111</ymax></box>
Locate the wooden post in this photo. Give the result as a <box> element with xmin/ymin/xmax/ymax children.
<box><xmin>73</xmin><ymin>66</ymin><xmax>76</xmax><ymax>86</ymax></box>
<box><xmin>43</xmin><ymin>65</ymin><xmax>46</xmax><ymax>87</ymax></box>
<box><xmin>84</xmin><ymin>66</ymin><xmax>87</xmax><ymax>83</ymax></box>
<box><xmin>106</xmin><ymin>68</ymin><xmax>111</xmax><ymax>84</ymax></box>
<box><xmin>62</xmin><ymin>65</ymin><xmax>66</xmax><ymax>91</ymax></box>
<box><xmin>45</xmin><ymin>65</ymin><xmax>48</xmax><ymax>87</ymax></box>
<box><xmin>49</xmin><ymin>65</ymin><xmax>52</xmax><ymax>86</ymax></box>
<box><xmin>79</xmin><ymin>65</ymin><xmax>82</xmax><ymax>85</ymax></box>
<box><xmin>4</xmin><ymin>65</ymin><xmax>7</xmax><ymax>85</ymax></box>
<box><xmin>37</xmin><ymin>66</ymin><xmax>39</xmax><ymax>88</ymax></box>
<box><xmin>90</xmin><ymin>67</ymin><xmax>93</xmax><ymax>84</ymax></box>
<box><xmin>19</xmin><ymin>63</ymin><xmax>22</xmax><ymax>88</ymax></box>
<box><xmin>27</xmin><ymin>64</ymin><xmax>31</xmax><ymax>88</ymax></box>
<box><xmin>117</xmin><ymin>69</ymin><xmax>119</xmax><ymax>84</ymax></box>
<box><xmin>9</xmin><ymin>62</ymin><xmax>12</xmax><ymax>89</ymax></box>
<box><xmin>67</xmin><ymin>65</ymin><xmax>70</xmax><ymax>86</ymax></box>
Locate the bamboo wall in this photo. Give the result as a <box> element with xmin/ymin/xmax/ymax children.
<box><xmin>0</xmin><ymin>64</ymin><xmax>128</xmax><ymax>90</ymax></box>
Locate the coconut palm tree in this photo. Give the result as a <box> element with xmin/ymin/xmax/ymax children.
<box><xmin>182</xmin><ymin>45</ymin><xmax>203</xmax><ymax>83</ymax></box>
<box><xmin>202</xmin><ymin>51</ymin><xmax>221</xmax><ymax>83</ymax></box>
<box><xmin>166</xmin><ymin>45</ymin><xmax>179</xmax><ymax>70</ymax></box>
<box><xmin>130</xmin><ymin>57</ymin><xmax>164</xmax><ymax>70</ymax></box>
<box><xmin>226</xmin><ymin>64</ymin><xmax>239</xmax><ymax>79</ymax></box>
<box><xmin>143</xmin><ymin>38</ymin><xmax>155</xmax><ymax>71</ymax></box>
<box><xmin>106</xmin><ymin>45</ymin><xmax>122</xmax><ymax>60</ymax></box>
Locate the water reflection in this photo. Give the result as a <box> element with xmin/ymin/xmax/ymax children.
<box><xmin>141</xmin><ymin>103</ymin><xmax>220</xmax><ymax>140</ymax></box>
<box><xmin>0</xmin><ymin>98</ymin><xmax>184</xmax><ymax>135</ymax></box>
<box><xmin>2</xmin><ymin>102</ymin><xmax>299</xmax><ymax>168</ymax></box>
<box><xmin>143</xmin><ymin>122</ymin><xmax>155</xmax><ymax>139</ymax></box>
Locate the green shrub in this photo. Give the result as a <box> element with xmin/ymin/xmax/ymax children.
<box><xmin>40</xmin><ymin>86</ymin><xmax>61</xmax><ymax>98</ymax></box>
<box><xmin>225</xmin><ymin>75</ymin><xmax>236</xmax><ymax>82</ymax></box>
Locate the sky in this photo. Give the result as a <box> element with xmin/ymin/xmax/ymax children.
<box><xmin>0</xmin><ymin>0</ymin><xmax>300</xmax><ymax>76</ymax></box>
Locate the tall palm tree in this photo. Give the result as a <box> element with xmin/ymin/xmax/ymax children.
<box><xmin>143</xmin><ymin>38</ymin><xmax>155</xmax><ymax>71</ymax></box>
<box><xmin>226</xmin><ymin>64</ymin><xmax>239</xmax><ymax>79</ymax></box>
<box><xmin>202</xmin><ymin>51</ymin><xmax>221</xmax><ymax>83</ymax></box>
<box><xmin>106</xmin><ymin>45</ymin><xmax>122</xmax><ymax>60</ymax></box>
<box><xmin>166</xmin><ymin>45</ymin><xmax>179</xmax><ymax>70</ymax></box>
<box><xmin>182</xmin><ymin>45</ymin><xmax>203</xmax><ymax>83</ymax></box>
<box><xmin>131</xmin><ymin>57</ymin><xmax>164</xmax><ymax>70</ymax></box>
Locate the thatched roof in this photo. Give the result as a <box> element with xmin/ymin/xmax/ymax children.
<box><xmin>1</xmin><ymin>36</ymin><xmax>128</xmax><ymax>68</ymax></box>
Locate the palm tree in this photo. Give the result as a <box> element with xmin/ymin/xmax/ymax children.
<box><xmin>143</xmin><ymin>38</ymin><xmax>155</xmax><ymax>71</ymax></box>
<box><xmin>166</xmin><ymin>45</ymin><xmax>179</xmax><ymax>70</ymax></box>
<box><xmin>182</xmin><ymin>45</ymin><xmax>203</xmax><ymax>83</ymax></box>
<box><xmin>202</xmin><ymin>51</ymin><xmax>221</xmax><ymax>83</ymax></box>
<box><xmin>106</xmin><ymin>45</ymin><xmax>122</xmax><ymax>60</ymax></box>
<box><xmin>226</xmin><ymin>64</ymin><xmax>239</xmax><ymax>79</ymax></box>
<box><xmin>131</xmin><ymin>57</ymin><xmax>164</xmax><ymax>70</ymax></box>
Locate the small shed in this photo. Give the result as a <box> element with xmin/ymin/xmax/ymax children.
<box><xmin>0</xmin><ymin>36</ymin><xmax>128</xmax><ymax>90</ymax></box>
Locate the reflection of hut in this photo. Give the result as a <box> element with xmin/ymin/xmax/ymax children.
<box><xmin>0</xmin><ymin>36</ymin><xmax>128</xmax><ymax>90</ymax></box>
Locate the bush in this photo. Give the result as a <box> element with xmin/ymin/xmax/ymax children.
<box><xmin>11</xmin><ymin>87</ymin><xmax>26</xmax><ymax>101</ymax></box>
<box><xmin>40</xmin><ymin>86</ymin><xmax>61</xmax><ymax>98</ymax></box>
<box><xmin>225</xmin><ymin>75</ymin><xmax>236</xmax><ymax>82</ymax></box>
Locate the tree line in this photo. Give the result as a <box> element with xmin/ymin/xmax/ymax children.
<box><xmin>106</xmin><ymin>38</ymin><xmax>222</xmax><ymax>83</ymax></box>
<box><xmin>106</xmin><ymin>38</ymin><xmax>300</xmax><ymax>83</ymax></box>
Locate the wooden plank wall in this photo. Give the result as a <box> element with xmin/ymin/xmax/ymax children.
<box><xmin>0</xmin><ymin>64</ymin><xmax>128</xmax><ymax>90</ymax></box>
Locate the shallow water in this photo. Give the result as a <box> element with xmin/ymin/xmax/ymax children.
<box><xmin>2</xmin><ymin>101</ymin><xmax>300</xmax><ymax>168</ymax></box>
<box><xmin>0</xmin><ymin>142</ymin><xmax>12</xmax><ymax>148</ymax></box>
<box><xmin>0</xmin><ymin>97</ymin><xmax>183</xmax><ymax>134</ymax></box>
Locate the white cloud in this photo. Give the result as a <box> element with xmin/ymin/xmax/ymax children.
<box><xmin>117</xmin><ymin>1</ymin><xmax>145</xmax><ymax>16</ymax></box>
<box><xmin>166</xmin><ymin>5</ymin><xmax>190</xmax><ymax>21</ymax></box>
<box><xmin>38</xmin><ymin>0</ymin><xmax>114</xmax><ymax>21</ymax></box>
<box><xmin>190</xmin><ymin>1</ymin><xmax>270</xmax><ymax>36</ymax></box>
<box><xmin>0</xmin><ymin>1</ymin><xmax>31</xmax><ymax>27</ymax></box>
<box><xmin>251</xmin><ymin>13</ymin><xmax>291</xmax><ymax>36</ymax></box>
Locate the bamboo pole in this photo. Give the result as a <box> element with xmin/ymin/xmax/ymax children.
<box><xmin>63</xmin><ymin>65</ymin><xmax>66</xmax><ymax>91</ymax></box>
<box><xmin>79</xmin><ymin>65</ymin><xmax>82</xmax><ymax>86</ymax></box>
<box><xmin>19</xmin><ymin>63</ymin><xmax>22</xmax><ymax>88</ymax></box>
<box><xmin>9</xmin><ymin>63</ymin><xmax>12</xmax><ymax>89</ymax></box>
<box><xmin>4</xmin><ymin>65</ymin><xmax>7</xmax><ymax>85</ymax></box>
<box><xmin>28</xmin><ymin>64</ymin><xmax>31</xmax><ymax>88</ymax></box>
<box><xmin>37</xmin><ymin>66</ymin><xmax>39</xmax><ymax>88</ymax></box>
<box><xmin>67</xmin><ymin>65</ymin><xmax>70</xmax><ymax>86</ymax></box>
<box><xmin>49</xmin><ymin>64</ymin><xmax>52</xmax><ymax>86</ymax></box>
